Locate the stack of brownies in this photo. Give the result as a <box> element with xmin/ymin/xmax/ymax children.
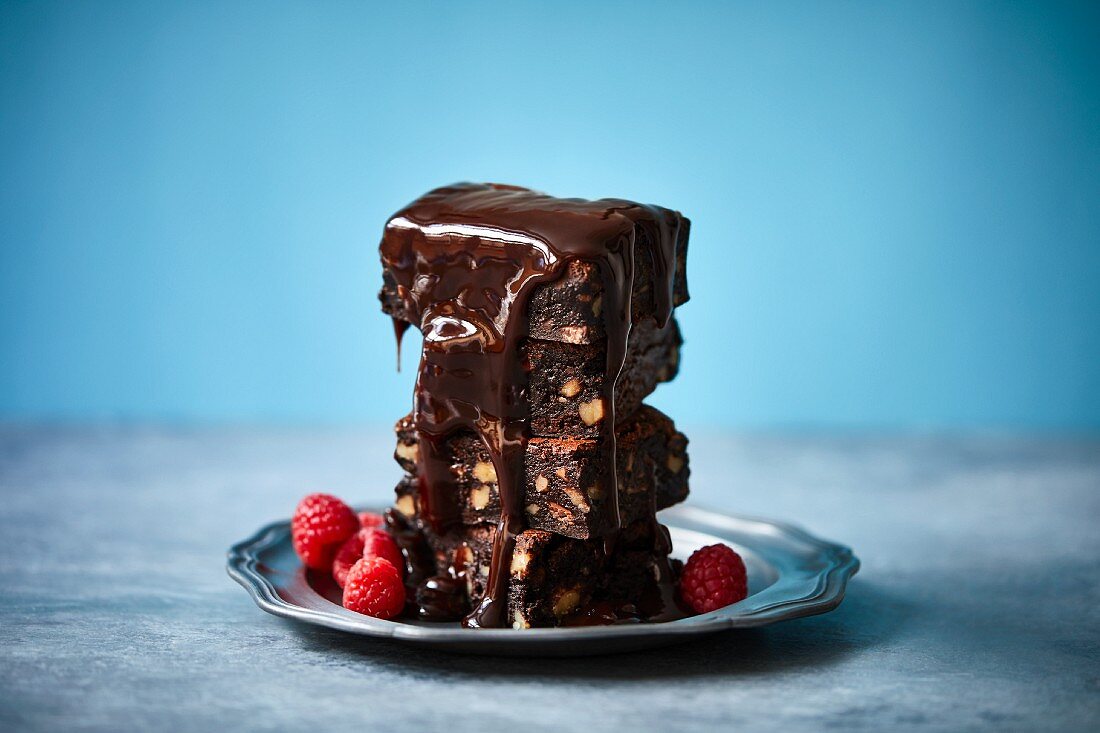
<box><xmin>378</xmin><ymin>183</ymin><xmax>691</xmax><ymax>628</ymax></box>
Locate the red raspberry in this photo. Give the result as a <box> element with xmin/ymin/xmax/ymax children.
<box><xmin>291</xmin><ymin>493</ymin><xmax>359</xmax><ymax>570</ymax></box>
<box><xmin>342</xmin><ymin>557</ymin><xmax>406</xmax><ymax>619</ymax></box>
<box><xmin>331</xmin><ymin>531</ymin><xmax>366</xmax><ymax>588</ymax></box>
<box><xmin>358</xmin><ymin>511</ymin><xmax>384</xmax><ymax>529</ymax></box>
<box><xmin>679</xmin><ymin>543</ymin><xmax>748</xmax><ymax>614</ymax></box>
<box><xmin>332</xmin><ymin>528</ymin><xmax>405</xmax><ymax>588</ymax></box>
<box><xmin>362</xmin><ymin>528</ymin><xmax>404</xmax><ymax>577</ymax></box>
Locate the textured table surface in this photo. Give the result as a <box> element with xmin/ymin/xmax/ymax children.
<box><xmin>1</xmin><ymin>425</ymin><xmax>1098</xmax><ymax>732</ymax></box>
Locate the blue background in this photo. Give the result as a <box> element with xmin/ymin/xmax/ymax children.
<box><xmin>1</xmin><ymin>1</ymin><xmax>1097</xmax><ymax>429</ymax></box>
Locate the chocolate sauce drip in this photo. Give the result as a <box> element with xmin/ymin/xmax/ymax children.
<box><xmin>380</xmin><ymin>183</ymin><xmax>682</xmax><ymax>627</ymax></box>
<box><xmin>392</xmin><ymin>318</ymin><xmax>409</xmax><ymax>371</ymax></box>
<box><xmin>384</xmin><ymin>508</ymin><xmax>435</xmax><ymax>602</ymax></box>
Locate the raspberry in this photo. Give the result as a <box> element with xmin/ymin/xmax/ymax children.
<box><xmin>362</xmin><ymin>528</ymin><xmax>405</xmax><ymax>577</ymax></box>
<box><xmin>291</xmin><ymin>493</ymin><xmax>359</xmax><ymax>570</ymax></box>
<box><xmin>331</xmin><ymin>531</ymin><xmax>366</xmax><ymax>588</ymax></box>
<box><xmin>679</xmin><ymin>543</ymin><xmax>748</xmax><ymax>614</ymax></box>
<box><xmin>342</xmin><ymin>557</ymin><xmax>406</xmax><ymax>619</ymax></box>
<box><xmin>358</xmin><ymin>511</ymin><xmax>384</xmax><ymax>529</ymax></box>
<box><xmin>332</xmin><ymin>527</ymin><xmax>404</xmax><ymax>587</ymax></box>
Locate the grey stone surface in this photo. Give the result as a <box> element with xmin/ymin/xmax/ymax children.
<box><xmin>1</xmin><ymin>425</ymin><xmax>1098</xmax><ymax>732</ymax></box>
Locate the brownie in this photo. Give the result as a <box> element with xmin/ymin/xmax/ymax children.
<box><xmin>526</xmin><ymin>315</ymin><xmax>682</xmax><ymax>438</ymax></box>
<box><xmin>392</xmin><ymin>404</ymin><xmax>690</xmax><ymax>539</ymax></box>
<box><xmin>392</xmin><ymin>514</ymin><xmax>679</xmax><ymax>628</ymax></box>
<box><xmin>380</xmin><ymin>218</ymin><xmax>689</xmax><ymax>347</ymax></box>
<box><xmin>507</xmin><ymin>520</ymin><xmax>675</xmax><ymax>628</ymax></box>
<box><xmin>388</xmin><ymin>310</ymin><xmax>681</xmax><ymax>442</ymax></box>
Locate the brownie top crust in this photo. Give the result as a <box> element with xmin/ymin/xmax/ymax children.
<box><xmin>378</xmin><ymin>183</ymin><xmax>688</xmax><ymax>628</ymax></box>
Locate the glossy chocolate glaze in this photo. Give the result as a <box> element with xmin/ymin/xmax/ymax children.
<box><xmin>379</xmin><ymin>183</ymin><xmax>683</xmax><ymax>627</ymax></box>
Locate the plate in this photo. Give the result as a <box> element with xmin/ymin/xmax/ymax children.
<box><xmin>226</xmin><ymin>505</ymin><xmax>859</xmax><ymax>656</ymax></box>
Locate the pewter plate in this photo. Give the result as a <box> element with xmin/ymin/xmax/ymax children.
<box><xmin>227</xmin><ymin>505</ymin><xmax>859</xmax><ymax>656</ymax></box>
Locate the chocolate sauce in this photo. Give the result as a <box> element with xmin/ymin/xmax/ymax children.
<box><xmin>384</xmin><ymin>508</ymin><xmax>435</xmax><ymax>588</ymax></box>
<box><xmin>392</xmin><ymin>318</ymin><xmax>410</xmax><ymax>371</ymax></box>
<box><xmin>379</xmin><ymin>183</ymin><xmax>682</xmax><ymax>627</ymax></box>
<box><xmin>415</xmin><ymin>575</ymin><xmax>469</xmax><ymax>621</ymax></box>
